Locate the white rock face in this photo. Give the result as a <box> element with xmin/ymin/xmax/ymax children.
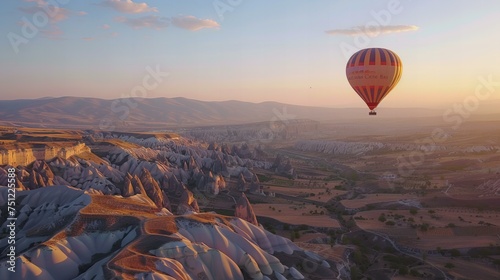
<box><xmin>0</xmin><ymin>186</ymin><xmax>92</xmax><ymax>280</ymax></box>
<box><xmin>0</xmin><ymin>134</ymin><xmax>340</xmax><ymax>279</ymax></box>
<box><xmin>321</xmin><ymin>260</ymin><xmax>331</xmax><ymax>268</ymax></box>
<box><xmin>152</xmin><ymin>240</ymin><xmax>244</xmax><ymax>280</ymax></box>
<box><xmin>0</xmin><ymin>185</ymin><xmax>338</xmax><ymax>280</ymax></box>
<box><xmin>289</xmin><ymin>267</ymin><xmax>305</xmax><ymax>279</ymax></box>
<box><xmin>0</xmin><ymin>228</ymin><xmax>135</xmax><ymax>280</ymax></box>
<box><xmin>0</xmin><ymin>133</ymin><xmax>277</xmax><ymax>210</ymax></box>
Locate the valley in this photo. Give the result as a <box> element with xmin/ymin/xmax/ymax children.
<box><xmin>1</xmin><ymin>116</ymin><xmax>500</xmax><ymax>279</ymax></box>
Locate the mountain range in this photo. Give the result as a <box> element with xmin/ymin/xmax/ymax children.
<box><xmin>0</xmin><ymin>96</ymin><xmax>446</xmax><ymax>129</ymax></box>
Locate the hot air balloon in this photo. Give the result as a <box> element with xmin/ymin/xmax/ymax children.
<box><xmin>346</xmin><ymin>48</ymin><xmax>402</xmax><ymax>115</ymax></box>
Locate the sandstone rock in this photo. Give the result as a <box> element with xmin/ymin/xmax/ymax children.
<box><xmin>234</xmin><ymin>193</ymin><xmax>258</xmax><ymax>226</ymax></box>
<box><xmin>140</xmin><ymin>168</ymin><xmax>166</xmax><ymax>209</ymax></box>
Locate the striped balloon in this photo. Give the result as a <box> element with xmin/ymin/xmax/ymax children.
<box><xmin>346</xmin><ymin>48</ymin><xmax>402</xmax><ymax>112</ymax></box>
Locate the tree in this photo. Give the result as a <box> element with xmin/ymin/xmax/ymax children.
<box><xmin>385</xmin><ymin>221</ymin><xmax>396</xmax><ymax>226</ymax></box>
<box><xmin>450</xmin><ymin>249</ymin><xmax>461</xmax><ymax>257</ymax></box>
<box><xmin>410</xmin><ymin>208</ymin><xmax>418</xmax><ymax>215</ymax></box>
<box><xmin>410</xmin><ymin>269</ymin><xmax>423</xmax><ymax>277</ymax></box>
<box><xmin>378</xmin><ymin>214</ymin><xmax>387</xmax><ymax>222</ymax></box>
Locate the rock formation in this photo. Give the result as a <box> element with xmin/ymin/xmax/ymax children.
<box><xmin>176</xmin><ymin>186</ymin><xmax>199</xmax><ymax>214</ymax></box>
<box><xmin>236</xmin><ymin>173</ymin><xmax>247</xmax><ymax>192</ymax></box>
<box><xmin>234</xmin><ymin>192</ymin><xmax>258</xmax><ymax>226</ymax></box>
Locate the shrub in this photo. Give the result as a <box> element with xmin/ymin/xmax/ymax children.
<box><xmin>378</xmin><ymin>214</ymin><xmax>387</xmax><ymax>222</ymax></box>
<box><xmin>420</xmin><ymin>223</ymin><xmax>429</xmax><ymax>232</ymax></box>
<box><xmin>410</xmin><ymin>269</ymin><xmax>423</xmax><ymax>277</ymax></box>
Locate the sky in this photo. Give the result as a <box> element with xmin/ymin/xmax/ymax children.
<box><xmin>1</xmin><ymin>0</ymin><xmax>500</xmax><ymax>109</ymax></box>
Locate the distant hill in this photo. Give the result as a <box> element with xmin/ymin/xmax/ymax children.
<box><xmin>0</xmin><ymin>96</ymin><xmax>442</xmax><ymax>129</ymax></box>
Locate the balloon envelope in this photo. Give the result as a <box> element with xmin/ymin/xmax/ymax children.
<box><xmin>346</xmin><ymin>48</ymin><xmax>402</xmax><ymax>111</ymax></box>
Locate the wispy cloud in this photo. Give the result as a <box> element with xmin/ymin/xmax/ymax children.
<box><xmin>50</xmin><ymin>7</ymin><xmax>71</xmax><ymax>23</ymax></box>
<box><xmin>19</xmin><ymin>0</ymin><xmax>71</xmax><ymax>40</ymax></box>
<box><xmin>77</xmin><ymin>11</ymin><xmax>87</xmax><ymax>16</ymax></box>
<box><xmin>82</xmin><ymin>37</ymin><xmax>95</xmax><ymax>41</ymax></box>
<box><xmin>171</xmin><ymin>15</ymin><xmax>220</xmax><ymax>31</ymax></box>
<box><xmin>19</xmin><ymin>6</ymin><xmax>71</xmax><ymax>23</ymax></box>
<box><xmin>102</xmin><ymin>24</ymin><xmax>111</xmax><ymax>29</ymax></box>
<box><xmin>100</xmin><ymin>0</ymin><xmax>158</xmax><ymax>14</ymax></box>
<box><xmin>326</xmin><ymin>25</ymin><xmax>419</xmax><ymax>36</ymax></box>
<box><xmin>40</xmin><ymin>25</ymin><xmax>64</xmax><ymax>40</ymax></box>
<box><xmin>115</xmin><ymin>15</ymin><xmax>168</xmax><ymax>30</ymax></box>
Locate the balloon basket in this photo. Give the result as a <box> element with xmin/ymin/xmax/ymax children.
<box><xmin>369</xmin><ymin>111</ymin><xmax>377</xmax><ymax>116</ymax></box>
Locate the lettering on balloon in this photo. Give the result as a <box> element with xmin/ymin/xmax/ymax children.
<box><xmin>348</xmin><ymin>74</ymin><xmax>389</xmax><ymax>80</ymax></box>
<box><xmin>348</xmin><ymin>75</ymin><xmax>364</xmax><ymax>80</ymax></box>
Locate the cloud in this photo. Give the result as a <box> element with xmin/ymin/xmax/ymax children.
<box><xmin>115</xmin><ymin>15</ymin><xmax>168</xmax><ymax>29</ymax></box>
<box><xmin>78</xmin><ymin>11</ymin><xmax>87</xmax><ymax>16</ymax></box>
<box><xmin>171</xmin><ymin>15</ymin><xmax>220</xmax><ymax>31</ymax></box>
<box><xmin>326</xmin><ymin>25</ymin><xmax>419</xmax><ymax>37</ymax></box>
<box><xmin>18</xmin><ymin>0</ymin><xmax>83</xmax><ymax>41</ymax></box>
<box><xmin>102</xmin><ymin>24</ymin><xmax>111</xmax><ymax>29</ymax></box>
<box><xmin>100</xmin><ymin>0</ymin><xmax>158</xmax><ymax>14</ymax></box>
<box><xmin>40</xmin><ymin>25</ymin><xmax>64</xmax><ymax>40</ymax></box>
<box><xmin>50</xmin><ymin>7</ymin><xmax>71</xmax><ymax>22</ymax></box>
<box><xmin>19</xmin><ymin>6</ymin><xmax>71</xmax><ymax>23</ymax></box>
<box><xmin>82</xmin><ymin>37</ymin><xmax>95</xmax><ymax>41</ymax></box>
